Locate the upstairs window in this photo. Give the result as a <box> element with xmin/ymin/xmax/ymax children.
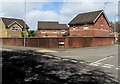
<box><xmin>12</xmin><ymin>27</ymin><xmax>18</xmax><ymax>31</ymax></box>
<box><xmin>73</xmin><ymin>26</ymin><xmax>76</xmax><ymax>30</ymax></box>
<box><xmin>53</xmin><ymin>29</ymin><xmax>57</xmax><ymax>32</ymax></box>
<box><xmin>101</xmin><ymin>24</ymin><xmax>104</xmax><ymax>27</ymax></box>
<box><xmin>42</xmin><ymin>29</ymin><xmax>46</xmax><ymax>32</ymax></box>
<box><xmin>84</xmin><ymin>24</ymin><xmax>88</xmax><ymax>27</ymax></box>
<box><xmin>61</xmin><ymin>29</ymin><xmax>65</xmax><ymax>32</ymax></box>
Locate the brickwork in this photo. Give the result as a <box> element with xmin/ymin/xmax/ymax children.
<box><xmin>38</xmin><ymin>29</ymin><xmax>68</xmax><ymax>37</ymax></box>
<box><xmin>70</xmin><ymin>13</ymin><xmax>110</xmax><ymax>37</ymax></box>
<box><xmin>0</xmin><ymin>37</ymin><xmax>115</xmax><ymax>48</ymax></box>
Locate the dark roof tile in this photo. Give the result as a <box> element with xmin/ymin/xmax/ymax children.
<box><xmin>38</xmin><ymin>21</ymin><xmax>68</xmax><ymax>29</ymax></box>
<box><xmin>68</xmin><ymin>10</ymin><xmax>103</xmax><ymax>25</ymax></box>
<box><xmin>1</xmin><ymin>17</ymin><xmax>29</xmax><ymax>29</ymax></box>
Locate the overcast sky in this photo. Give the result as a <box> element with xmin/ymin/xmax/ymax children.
<box><xmin>0</xmin><ymin>0</ymin><xmax>119</xmax><ymax>30</ymax></box>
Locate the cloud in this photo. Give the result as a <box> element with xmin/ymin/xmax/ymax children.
<box><xmin>26</xmin><ymin>10</ymin><xmax>59</xmax><ymax>30</ymax></box>
<box><xmin>0</xmin><ymin>1</ymin><xmax>119</xmax><ymax>30</ymax></box>
<box><xmin>1</xmin><ymin>2</ymin><xmax>25</xmax><ymax>18</ymax></box>
<box><xmin>60</xmin><ymin>1</ymin><xmax>118</xmax><ymax>22</ymax></box>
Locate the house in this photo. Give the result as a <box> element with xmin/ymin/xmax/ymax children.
<box><xmin>37</xmin><ymin>21</ymin><xmax>68</xmax><ymax>37</ymax></box>
<box><xmin>0</xmin><ymin>17</ymin><xmax>29</xmax><ymax>37</ymax></box>
<box><xmin>110</xmin><ymin>23</ymin><xmax>120</xmax><ymax>37</ymax></box>
<box><xmin>68</xmin><ymin>10</ymin><xmax>111</xmax><ymax>37</ymax></box>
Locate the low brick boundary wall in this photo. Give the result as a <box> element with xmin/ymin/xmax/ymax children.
<box><xmin>0</xmin><ymin>37</ymin><xmax>115</xmax><ymax>48</ymax></box>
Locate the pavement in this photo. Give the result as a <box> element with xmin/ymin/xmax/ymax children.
<box><xmin>1</xmin><ymin>44</ymin><xmax>120</xmax><ymax>78</ymax></box>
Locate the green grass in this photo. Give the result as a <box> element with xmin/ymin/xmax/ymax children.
<box><xmin>116</xmin><ymin>42</ymin><xmax>120</xmax><ymax>44</ymax></box>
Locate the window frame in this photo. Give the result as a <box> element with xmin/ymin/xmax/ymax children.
<box><xmin>42</xmin><ymin>29</ymin><xmax>46</xmax><ymax>32</ymax></box>
<box><xmin>53</xmin><ymin>29</ymin><xmax>57</xmax><ymax>33</ymax></box>
<box><xmin>84</xmin><ymin>24</ymin><xmax>88</xmax><ymax>27</ymax></box>
<box><xmin>12</xmin><ymin>27</ymin><xmax>19</xmax><ymax>31</ymax></box>
<box><xmin>61</xmin><ymin>29</ymin><xmax>65</xmax><ymax>32</ymax></box>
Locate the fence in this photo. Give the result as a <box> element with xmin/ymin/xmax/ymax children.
<box><xmin>0</xmin><ymin>37</ymin><xmax>115</xmax><ymax>48</ymax></box>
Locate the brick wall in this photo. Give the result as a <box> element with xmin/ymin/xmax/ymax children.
<box><xmin>0</xmin><ymin>37</ymin><xmax>115</xmax><ymax>48</ymax></box>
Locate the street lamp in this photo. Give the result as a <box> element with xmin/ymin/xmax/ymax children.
<box><xmin>24</xmin><ymin>0</ymin><xmax>26</xmax><ymax>47</ymax></box>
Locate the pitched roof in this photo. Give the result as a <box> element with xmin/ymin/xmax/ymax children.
<box><xmin>38</xmin><ymin>21</ymin><xmax>68</xmax><ymax>29</ymax></box>
<box><xmin>68</xmin><ymin>10</ymin><xmax>107</xmax><ymax>25</ymax></box>
<box><xmin>1</xmin><ymin>17</ymin><xmax>29</xmax><ymax>29</ymax></box>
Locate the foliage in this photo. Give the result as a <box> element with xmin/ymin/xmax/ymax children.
<box><xmin>21</xmin><ymin>32</ymin><xmax>25</xmax><ymax>37</ymax></box>
<box><xmin>45</xmin><ymin>33</ymin><xmax>48</xmax><ymax>37</ymax></box>
<box><xmin>28</xmin><ymin>30</ymin><xmax>36</xmax><ymax>37</ymax></box>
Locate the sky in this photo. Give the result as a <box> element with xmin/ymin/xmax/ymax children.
<box><xmin>0</xmin><ymin>0</ymin><xmax>119</xmax><ymax>30</ymax></box>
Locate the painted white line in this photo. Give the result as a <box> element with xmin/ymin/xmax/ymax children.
<box><xmin>101</xmin><ymin>64</ymin><xmax>114</xmax><ymax>69</ymax></box>
<box><xmin>102</xmin><ymin>65</ymin><xmax>112</xmax><ymax>68</ymax></box>
<box><xmin>48</xmin><ymin>56</ymin><xmax>53</xmax><ymax>58</ymax></box>
<box><xmin>42</xmin><ymin>55</ymin><xmax>48</xmax><ymax>56</ymax></box>
<box><xmin>89</xmin><ymin>62</ymin><xmax>101</xmax><ymax>66</ymax></box>
<box><xmin>104</xmin><ymin>64</ymin><xmax>114</xmax><ymax>67</ymax></box>
<box><xmin>71</xmin><ymin>60</ymin><xmax>77</xmax><ymax>63</ymax></box>
<box><xmin>91</xmin><ymin>55</ymin><xmax>114</xmax><ymax>63</ymax></box>
<box><xmin>63</xmin><ymin>58</ymin><xmax>69</xmax><ymax>61</ymax></box>
<box><xmin>80</xmin><ymin>62</ymin><xmax>85</xmax><ymax>64</ymax></box>
<box><xmin>115</xmin><ymin>66</ymin><xmax>120</xmax><ymax>70</ymax></box>
<box><xmin>115</xmin><ymin>68</ymin><xmax>120</xmax><ymax>70</ymax></box>
<box><xmin>54</xmin><ymin>57</ymin><xmax>61</xmax><ymax>60</ymax></box>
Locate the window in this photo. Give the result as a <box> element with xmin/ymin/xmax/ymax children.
<box><xmin>61</xmin><ymin>29</ymin><xmax>65</xmax><ymax>32</ymax></box>
<box><xmin>53</xmin><ymin>29</ymin><xmax>57</xmax><ymax>32</ymax></box>
<box><xmin>42</xmin><ymin>29</ymin><xmax>46</xmax><ymax>32</ymax></box>
<box><xmin>101</xmin><ymin>24</ymin><xmax>104</xmax><ymax>27</ymax></box>
<box><xmin>12</xmin><ymin>27</ymin><xmax>18</xmax><ymax>31</ymax></box>
<box><xmin>84</xmin><ymin>24</ymin><xmax>88</xmax><ymax>27</ymax></box>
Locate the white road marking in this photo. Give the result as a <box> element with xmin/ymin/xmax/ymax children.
<box><xmin>42</xmin><ymin>55</ymin><xmax>48</xmax><ymax>56</ymax></box>
<box><xmin>102</xmin><ymin>64</ymin><xmax>114</xmax><ymax>69</ymax></box>
<box><xmin>89</xmin><ymin>62</ymin><xmax>101</xmax><ymax>66</ymax></box>
<box><xmin>115</xmin><ymin>66</ymin><xmax>120</xmax><ymax>70</ymax></box>
<box><xmin>54</xmin><ymin>57</ymin><xmax>61</xmax><ymax>60</ymax></box>
<box><xmin>48</xmin><ymin>56</ymin><xmax>53</xmax><ymax>58</ymax></box>
<box><xmin>63</xmin><ymin>58</ymin><xmax>69</xmax><ymax>60</ymax></box>
<box><xmin>91</xmin><ymin>55</ymin><xmax>114</xmax><ymax>64</ymax></box>
<box><xmin>104</xmin><ymin>64</ymin><xmax>114</xmax><ymax>66</ymax></box>
<box><xmin>79</xmin><ymin>62</ymin><xmax>85</xmax><ymax>64</ymax></box>
<box><xmin>102</xmin><ymin>66</ymin><xmax>111</xmax><ymax>68</ymax></box>
<box><xmin>71</xmin><ymin>60</ymin><xmax>77</xmax><ymax>63</ymax></box>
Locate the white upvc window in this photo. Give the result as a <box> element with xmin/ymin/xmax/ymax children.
<box><xmin>12</xmin><ymin>27</ymin><xmax>19</xmax><ymax>31</ymax></box>
<box><xmin>73</xmin><ymin>26</ymin><xmax>76</xmax><ymax>30</ymax></box>
<box><xmin>42</xmin><ymin>29</ymin><xmax>46</xmax><ymax>32</ymax></box>
<box><xmin>101</xmin><ymin>24</ymin><xmax>104</xmax><ymax>27</ymax></box>
<box><xmin>61</xmin><ymin>29</ymin><xmax>65</xmax><ymax>32</ymax></box>
<box><xmin>84</xmin><ymin>24</ymin><xmax>89</xmax><ymax>30</ymax></box>
<box><xmin>84</xmin><ymin>24</ymin><xmax>88</xmax><ymax>27</ymax></box>
<box><xmin>53</xmin><ymin>29</ymin><xmax>57</xmax><ymax>33</ymax></box>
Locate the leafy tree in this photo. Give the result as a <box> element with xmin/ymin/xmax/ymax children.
<box><xmin>28</xmin><ymin>30</ymin><xmax>36</xmax><ymax>37</ymax></box>
<box><xmin>21</xmin><ymin>32</ymin><xmax>25</xmax><ymax>37</ymax></box>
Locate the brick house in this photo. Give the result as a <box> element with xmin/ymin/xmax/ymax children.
<box><xmin>0</xmin><ymin>17</ymin><xmax>29</xmax><ymax>37</ymax></box>
<box><xmin>68</xmin><ymin>10</ymin><xmax>111</xmax><ymax>37</ymax></box>
<box><xmin>111</xmin><ymin>24</ymin><xmax>120</xmax><ymax>38</ymax></box>
<box><xmin>37</xmin><ymin>21</ymin><xmax>68</xmax><ymax>37</ymax></box>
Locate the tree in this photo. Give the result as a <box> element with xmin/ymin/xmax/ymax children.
<box><xmin>28</xmin><ymin>30</ymin><xmax>36</xmax><ymax>37</ymax></box>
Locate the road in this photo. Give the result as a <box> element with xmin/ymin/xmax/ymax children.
<box><xmin>1</xmin><ymin>45</ymin><xmax>120</xmax><ymax>79</ymax></box>
<box><xmin>50</xmin><ymin>45</ymin><xmax>119</xmax><ymax>78</ymax></box>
